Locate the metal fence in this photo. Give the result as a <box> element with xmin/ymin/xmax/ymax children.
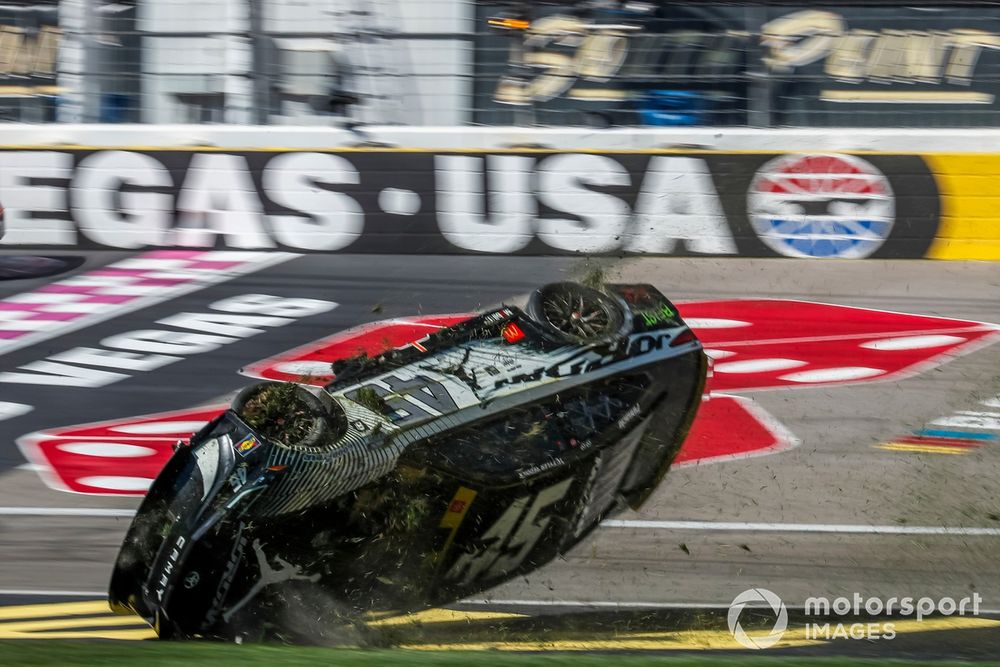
<box><xmin>6</xmin><ymin>0</ymin><xmax>1000</xmax><ymax>127</ymax></box>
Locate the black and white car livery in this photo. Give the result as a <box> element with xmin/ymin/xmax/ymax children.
<box><xmin>109</xmin><ymin>281</ymin><xmax>707</xmax><ymax>641</ymax></box>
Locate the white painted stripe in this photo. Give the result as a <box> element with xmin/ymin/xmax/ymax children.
<box><xmin>0</xmin><ymin>402</ymin><xmax>32</xmax><ymax>421</ymax></box>
<box><xmin>602</xmin><ymin>519</ymin><xmax>1000</xmax><ymax>536</ymax></box>
<box><xmin>1</xmin><ymin>509</ymin><xmax>995</xmax><ymax>537</ymax></box>
<box><xmin>0</xmin><ymin>589</ymin><xmax>107</xmax><ymax>597</ymax></box>
<box><xmin>58</xmin><ymin>275</ymin><xmax>134</xmax><ymax>287</ymax></box>
<box><xmin>0</xmin><ymin>507</ymin><xmax>136</xmax><ymax>517</ymax></box>
<box><xmin>91</xmin><ymin>284</ymin><xmax>170</xmax><ymax>296</ymax></box>
<box><xmin>113</xmin><ymin>258</ymin><xmax>189</xmax><ymax>270</ymax></box>
<box><xmin>0</xmin><ymin>318</ymin><xmax>59</xmax><ymax>331</ymax></box>
<box><xmin>461</xmin><ymin>599</ymin><xmax>734</xmax><ymax>609</ymax></box>
<box><xmin>4</xmin><ymin>293</ymin><xmax>80</xmax><ymax>304</ymax></box>
<box><xmin>460</xmin><ymin>599</ymin><xmax>1000</xmax><ymax>614</ymax></box>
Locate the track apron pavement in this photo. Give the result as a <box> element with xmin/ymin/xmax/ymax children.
<box><xmin>0</xmin><ymin>254</ymin><xmax>998</xmax><ymax>655</ymax></box>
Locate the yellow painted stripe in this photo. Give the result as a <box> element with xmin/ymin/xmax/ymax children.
<box><xmin>401</xmin><ymin>616</ymin><xmax>1000</xmax><ymax>652</ymax></box>
<box><xmin>402</xmin><ymin>635</ymin><xmax>819</xmax><ymax>652</ymax></box>
<box><xmin>0</xmin><ymin>628</ymin><xmax>156</xmax><ymax>640</ymax></box>
<box><xmin>926</xmin><ymin>154</ymin><xmax>1000</xmax><ymax>260</ymax></box>
<box><xmin>0</xmin><ymin>614</ymin><xmax>150</xmax><ymax>633</ymax></box>
<box><xmin>367</xmin><ymin>608</ymin><xmax>525</xmax><ymax>628</ymax></box>
<box><xmin>0</xmin><ymin>600</ymin><xmax>110</xmax><ymax>621</ymax></box>
<box><xmin>876</xmin><ymin>443</ymin><xmax>970</xmax><ymax>455</ymax></box>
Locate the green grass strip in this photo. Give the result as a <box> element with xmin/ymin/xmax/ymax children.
<box><xmin>2</xmin><ymin>641</ymin><xmax>999</xmax><ymax>667</ymax></box>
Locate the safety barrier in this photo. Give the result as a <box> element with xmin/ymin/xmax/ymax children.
<box><xmin>0</xmin><ymin>129</ymin><xmax>997</xmax><ymax>260</ymax></box>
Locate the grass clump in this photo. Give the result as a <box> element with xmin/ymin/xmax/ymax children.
<box><xmin>238</xmin><ymin>383</ymin><xmax>317</xmax><ymax>447</ymax></box>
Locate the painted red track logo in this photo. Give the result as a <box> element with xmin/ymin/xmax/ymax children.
<box><xmin>17</xmin><ymin>301</ymin><xmax>1000</xmax><ymax>495</ymax></box>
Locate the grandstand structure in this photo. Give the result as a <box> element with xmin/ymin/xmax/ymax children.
<box><xmin>3</xmin><ymin>0</ymin><xmax>1000</xmax><ymax>127</ymax></box>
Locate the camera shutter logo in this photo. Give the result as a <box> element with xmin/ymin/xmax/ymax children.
<box><xmin>728</xmin><ymin>588</ymin><xmax>788</xmax><ymax>649</ymax></box>
<box><xmin>747</xmin><ymin>153</ymin><xmax>895</xmax><ymax>259</ymax></box>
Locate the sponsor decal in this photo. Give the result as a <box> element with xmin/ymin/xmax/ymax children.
<box><xmin>436</xmin><ymin>487</ymin><xmax>477</xmax><ymax>567</ymax></box>
<box><xmin>0</xmin><ymin>149</ymin><xmax>939</xmax><ymax>258</ymax></box>
<box><xmin>206</xmin><ymin>521</ymin><xmax>248</xmax><ymax>626</ymax></box>
<box><xmin>636</xmin><ymin>303</ymin><xmax>676</xmax><ymax>327</ymax></box>
<box><xmin>616</xmin><ymin>404</ymin><xmax>642</xmax><ymax>431</ymax></box>
<box><xmin>234</xmin><ymin>435</ymin><xmax>261</xmax><ymax>458</ymax></box>
<box><xmin>153</xmin><ymin>535</ymin><xmax>187</xmax><ymax>602</ymax></box>
<box><xmin>748</xmin><ymin>154</ymin><xmax>894</xmax><ymax>259</ymax></box>
<box><xmin>501</xmin><ymin>322</ymin><xmax>526</xmax><ymax>344</ymax></box>
<box><xmin>482</xmin><ymin>308</ymin><xmax>514</xmax><ymax>325</ymax></box>
<box><xmin>440</xmin><ymin>487</ymin><xmax>477</xmax><ymax>531</ymax></box>
<box><xmin>220</xmin><ymin>539</ymin><xmax>319</xmax><ymax>624</ymax></box>
<box><xmin>516</xmin><ymin>457</ymin><xmax>565</xmax><ymax>480</ymax></box>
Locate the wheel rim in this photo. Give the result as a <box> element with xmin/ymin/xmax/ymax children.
<box><xmin>541</xmin><ymin>288</ymin><xmax>615</xmax><ymax>340</ymax></box>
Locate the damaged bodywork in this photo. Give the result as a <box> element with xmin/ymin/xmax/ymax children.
<box><xmin>109</xmin><ymin>282</ymin><xmax>707</xmax><ymax>641</ymax></box>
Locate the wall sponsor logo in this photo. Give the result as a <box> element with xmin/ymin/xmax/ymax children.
<box><xmin>0</xmin><ymin>149</ymin><xmax>939</xmax><ymax>258</ymax></box>
<box><xmin>480</xmin><ymin>6</ymin><xmax>1000</xmax><ymax>111</ymax></box>
<box><xmin>763</xmin><ymin>10</ymin><xmax>1000</xmax><ymax>104</ymax></box>
<box><xmin>748</xmin><ymin>154</ymin><xmax>895</xmax><ymax>258</ymax></box>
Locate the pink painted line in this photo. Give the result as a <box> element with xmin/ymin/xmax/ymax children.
<box><xmin>38</xmin><ymin>285</ymin><xmax>107</xmax><ymax>295</ymax></box>
<box><xmin>0</xmin><ymin>303</ymin><xmax>46</xmax><ymax>312</ymax></box>
<box><xmin>0</xmin><ymin>331</ymin><xmax>26</xmax><ymax>339</ymax></box>
<box><xmin>132</xmin><ymin>278</ymin><xmax>191</xmax><ymax>287</ymax></box>
<box><xmin>184</xmin><ymin>260</ymin><xmax>243</xmax><ymax>270</ymax></box>
<box><xmin>142</xmin><ymin>250</ymin><xmax>204</xmax><ymax>259</ymax></box>
<box><xmin>81</xmin><ymin>295</ymin><xmax>134</xmax><ymax>304</ymax></box>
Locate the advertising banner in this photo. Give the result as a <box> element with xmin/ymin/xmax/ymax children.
<box><xmin>473</xmin><ymin>2</ymin><xmax>1000</xmax><ymax>127</ymax></box>
<box><xmin>0</xmin><ymin>148</ymin><xmax>942</xmax><ymax>259</ymax></box>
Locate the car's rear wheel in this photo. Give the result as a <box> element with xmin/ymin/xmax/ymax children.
<box><xmin>527</xmin><ymin>282</ymin><xmax>627</xmax><ymax>344</ymax></box>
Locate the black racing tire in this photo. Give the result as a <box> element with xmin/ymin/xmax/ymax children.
<box><xmin>232</xmin><ymin>381</ymin><xmax>346</xmax><ymax>451</ymax></box>
<box><xmin>526</xmin><ymin>282</ymin><xmax>627</xmax><ymax>344</ymax></box>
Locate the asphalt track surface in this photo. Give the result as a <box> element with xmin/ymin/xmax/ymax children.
<box><xmin>1</xmin><ymin>251</ymin><xmax>999</xmax><ymax>658</ymax></box>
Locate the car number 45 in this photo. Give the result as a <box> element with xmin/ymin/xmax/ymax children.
<box><xmin>446</xmin><ymin>477</ymin><xmax>573</xmax><ymax>586</ymax></box>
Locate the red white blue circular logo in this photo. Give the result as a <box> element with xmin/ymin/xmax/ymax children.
<box><xmin>747</xmin><ymin>154</ymin><xmax>895</xmax><ymax>258</ymax></box>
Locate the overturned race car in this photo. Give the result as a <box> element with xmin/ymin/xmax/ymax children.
<box><xmin>109</xmin><ymin>282</ymin><xmax>707</xmax><ymax>641</ymax></box>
